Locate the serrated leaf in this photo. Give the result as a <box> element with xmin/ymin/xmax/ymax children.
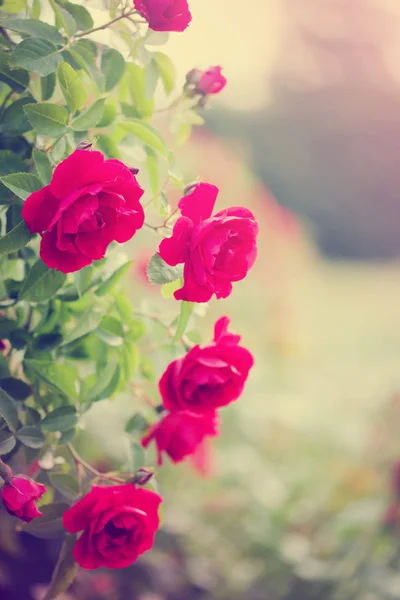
<box><xmin>0</xmin><ymin>50</ymin><xmax>29</xmax><ymax>92</ymax></box>
<box><xmin>65</xmin><ymin>43</ymin><xmax>104</xmax><ymax>92</ymax></box>
<box><xmin>16</xmin><ymin>425</ymin><xmax>45</xmax><ymax>448</ymax></box>
<box><xmin>41</xmin><ymin>406</ymin><xmax>77</xmax><ymax>432</ymax></box>
<box><xmin>0</xmin><ymin>430</ymin><xmax>16</xmax><ymax>455</ymax></box>
<box><xmin>57</xmin><ymin>62</ymin><xmax>87</xmax><ymax>113</ymax></box>
<box><xmin>61</xmin><ymin>2</ymin><xmax>93</xmax><ymax>31</ymax></box>
<box><xmin>24</xmin><ymin>360</ymin><xmax>79</xmax><ymax>399</ymax></box>
<box><xmin>22</xmin><ymin>502</ymin><xmax>69</xmax><ymax>538</ymax></box>
<box><xmin>1</xmin><ymin>97</ymin><xmax>36</xmax><ymax>134</ymax></box>
<box><xmin>101</xmin><ymin>47</ymin><xmax>125</xmax><ymax>92</ymax></box>
<box><xmin>59</xmin><ymin>428</ymin><xmax>76</xmax><ymax>444</ymax></box>
<box><xmin>49</xmin><ymin>0</ymin><xmax>77</xmax><ymax>37</ymax></box>
<box><xmin>146</xmin><ymin>253</ymin><xmax>183</xmax><ymax>285</ymax></box>
<box><xmin>0</xmin><ymin>220</ymin><xmax>33</xmax><ymax>255</ymax></box>
<box><xmin>24</xmin><ymin>102</ymin><xmax>68</xmax><ymax>137</ymax></box>
<box><xmin>0</xmin><ymin>388</ymin><xmax>19</xmax><ymax>432</ymax></box>
<box><xmin>0</xmin><ymin>172</ymin><xmax>41</xmax><ymax>200</ymax></box>
<box><xmin>19</xmin><ymin>260</ymin><xmax>66</xmax><ymax>302</ymax></box>
<box><xmin>173</xmin><ymin>301</ymin><xmax>194</xmax><ymax>342</ymax></box>
<box><xmin>119</xmin><ymin>120</ymin><xmax>167</xmax><ymax>156</ymax></box>
<box><xmin>95</xmin><ymin>261</ymin><xmax>133</xmax><ymax>296</ymax></box>
<box><xmin>41</xmin><ymin>72</ymin><xmax>56</xmax><ymax>101</ymax></box>
<box><xmin>0</xmin><ymin>377</ymin><xmax>31</xmax><ymax>400</ymax></box>
<box><xmin>153</xmin><ymin>52</ymin><xmax>176</xmax><ymax>96</ymax></box>
<box><xmin>11</xmin><ymin>39</ymin><xmax>63</xmax><ymax>77</ymax></box>
<box><xmin>33</xmin><ymin>149</ymin><xmax>53</xmax><ymax>185</ymax></box>
<box><xmin>3</xmin><ymin>18</ymin><xmax>64</xmax><ymax>45</ymax></box>
<box><xmin>70</xmin><ymin>98</ymin><xmax>105</xmax><ymax>131</ymax></box>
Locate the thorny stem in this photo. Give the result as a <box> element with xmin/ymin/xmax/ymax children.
<box><xmin>66</xmin><ymin>443</ymin><xmax>126</xmax><ymax>484</ymax></box>
<box><xmin>74</xmin><ymin>8</ymin><xmax>140</xmax><ymax>39</ymax></box>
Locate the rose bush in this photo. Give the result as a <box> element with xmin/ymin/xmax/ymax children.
<box><xmin>63</xmin><ymin>484</ymin><xmax>162</xmax><ymax>569</ymax></box>
<box><xmin>158</xmin><ymin>182</ymin><xmax>258</xmax><ymax>301</ymax></box>
<box><xmin>22</xmin><ymin>150</ymin><xmax>144</xmax><ymax>273</ymax></box>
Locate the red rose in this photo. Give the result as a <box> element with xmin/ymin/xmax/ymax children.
<box><xmin>22</xmin><ymin>150</ymin><xmax>144</xmax><ymax>274</ymax></box>
<box><xmin>63</xmin><ymin>483</ymin><xmax>162</xmax><ymax>569</ymax></box>
<box><xmin>134</xmin><ymin>0</ymin><xmax>192</xmax><ymax>32</ymax></box>
<box><xmin>141</xmin><ymin>410</ymin><xmax>219</xmax><ymax>465</ymax></box>
<box><xmin>196</xmin><ymin>67</ymin><xmax>227</xmax><ymax>95</ymax></box>
<box><xmin>158</xmin><ymin>183</ymin><xmax>258</xmax><ymax>302</ymax></box>
<box><xmin>159</xmin><ymin>317</ymin><xmax>253</xmax><ymax>413</ymax></box>
<box><xmin>1</xmin><ymin>475</ymin><xmax>46</xmax><ymax>522</ymax></box>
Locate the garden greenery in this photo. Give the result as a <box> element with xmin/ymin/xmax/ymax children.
<box><xmin>0</xmin><ymin>0</ymin><xmax>257</xmax><ymax>597</ymax></box>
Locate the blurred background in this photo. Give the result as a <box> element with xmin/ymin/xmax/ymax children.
<box><xmin>4</xmin><ymin>0</ymin><xmax>400</xmax><ymax>599</ymax></box>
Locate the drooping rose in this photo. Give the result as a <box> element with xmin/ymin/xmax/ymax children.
<box><xmin>159</xmin><ymin>317</ymin><xmax>253</xmax><ymax>413</ymax></box>
<box><xmin>22</xmin><ymin>150</ymin><xmax>144</xmax><ymax>274</ymax></box>
<box><xmin>134</xmin><ymin>0</ymin><xmax>192</xmax><ymax>32</ymax></box>
<box><xmin>196</xmin><ymin>67</ymin><xmax>227</xmax><ymax>95</ymax></box>
<box><xmin>1</xmin><ymin>476</ymin><xmax>46</xmax><ymax>522</ymax></box>
<box><xmin>141</xmin><ymin>410</ymin><xmax>219</xmax><ymax>465</ymax></box>
<box><xmin>63</xmin><ymin>483</ymin><xmax>162</xmax><ymax>569</ymax></box>
<box><xmin>158</xmin><ymin>183</ymin><xmax>258</xmax><ymax>302</ymax></box>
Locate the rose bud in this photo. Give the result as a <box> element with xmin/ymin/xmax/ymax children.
<box><xmin>158</xmin><ymin>183</ymin><xmax>258</xmax><ymax>302</ymax></box>
<box><xmin>160</xmin><ymin>317</ymin><xmax>253</xmax><ymax>413</ymax></box>
<box><xmin>63</xmin><ymin>483</ymin><xmax>162</xmax><ymax>569</ymax></box>
<box><xmin>195</xmin><ymin>67</ymin><xmax>227</xmax><ymax>96</ymax></box>
<box><xmin>141</xmin><ymin>410</ymin><xmax>219</xmax><ymax>465</ymax></box>
<box><xmin>1</xmin><ymin>476</ymin><xmax>46</xmax><ymax>522</ymax></box>
<box><xmin>133</xmin><ymin>0</ymin><xmax>192</xmax><ymax>32</ymax></box>
<box><xmin>133</xmin><ymin>468</ymin><xmax>154</xmax><ymax>486</ymax></box>
<box><xmin>22</xmin><ymin>149</ymin><xmax>144</xmax><ymax>274</ymax></box>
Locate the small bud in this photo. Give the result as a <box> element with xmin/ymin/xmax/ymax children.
<box><xmin>129</xmin><ymin>167</ymin><xmax>140</xmax><ymax>175</ymax></box>
<box><xmin>185</xmin><ymin>68</ymin><xmax>202</xmax><ymax>86</ymax></box>
<box><xmin>183</xmin><ymin>182</ymin><xmax>200</xmax><ymax>196</ymax></box>
<box><xmin>77</xmin><ymin>140</ymin><xmax>93</xmax><ymax>151</ymax></box>
<box><xmin>132</xmin><ymin>468</ymin><xmax>154</xmax><ymax>486</ymax></box>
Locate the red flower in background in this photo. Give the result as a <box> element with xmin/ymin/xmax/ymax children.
<box><xmin>63</xmin><ymin>483</ymin><xmax>162</xmax><ymax>569</ymax></box>
<box><xmin>134</xmin><ymin>0</ymin><xmax>191</xmax><ymax>32</ymax></box>
<box><xmin>158</xmin><ymin>183</ymin><xmax>258</xmax><ymax>302</ymax></box>
<box><xmin>141</xmin><ymin>410</ymin><xmax>219</xmax><ymax>465</ymax></box>
<box><xmin>1</xmin><ymin>476</ymin><xmax>46</xmax><ymax>522</ymax></box>
<box><xmin>22</xmin><ymin>150</ymin><xmax>144</xmax><ymax>274</ymax></box>
<box><xmin>159</xmin><ymin>316</ymin><xmax>253</xmax><ymax>413</ymax></box>
<box><xmin>196</xmin><ymin>67</ymin><xmax>227</xmax><ymax>95</ymax></box>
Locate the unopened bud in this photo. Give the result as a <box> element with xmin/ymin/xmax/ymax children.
<box><xmin>129</xmin><ymin>167</ymin><xmax>140</xmax><ymax>175</ymax></box>
<box><xmin>132</xmin><ymin>468</ymin><xmax>154</xmax><ymax>486</ymax></box>
<box><xmin>77</xmin><ymin>140</ymin><xmax>93</xmax><ymax>151</ymax></box>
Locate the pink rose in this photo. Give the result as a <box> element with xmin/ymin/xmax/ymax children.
<box><xmin>141</xmin><ymin>410</ymin><xmax>219</xmax><ymax>465</ymax></box>
<box><xmin>22</xmin><ymin>150</ymin><xmax>144</xmax><ymax>273</ymax></box>
<box><xmin>1</xmin><ymin>475</ymin><xmax>46</xmax><ymax>522</ymax></box>
<box><xmin>63</xmin><ymin>483</ymin><xmax>162</xmax><ymax>569</ymax></box>
<box><xmin>159</xmin><ymin>317</ymin><xmax>253</xmax><ymax>412</ymax></box>
<box><xmin>195</xmin><ymin>67</ymin><xmax>227</xmax><ymax>95</ymax></box>
<box><xmin>158</xmin><ymin>183</ymin><xmax>258</xmax><ymax>302</ymax></box>
<box><xmin>134</xmin><ymin>0</ymin><xmax>192</xmax><ymax>32</ymax></box>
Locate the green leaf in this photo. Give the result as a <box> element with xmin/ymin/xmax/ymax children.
<box><xmin>119</xmin><ymin>120</ymin><xmax>168</xmax><ymax>156</ymax></box>
<box><xmin>24</xmin><ymin>360</ymin><xmax>79</xmax><ymax>399</ymax></box>
<box><xmin>0</xmin><ymin>318</ymin><xmax>16</xmax><ymax>337</ymax></box>
<box><xmin>3</xmin><ymin>18</ymin><xmax>65</xmax><ymax>45</ymax></box>
<box><xmin>0</xmin><ymin>430</ymin><xmax>16</xmax><ymax>455</ymax></box>
<box><xmin>1</xmin><ymin>97</ymin><xmax>36</xmax><ymax>134</ymax></box>
<box><xmin>65</xmin><ymin>43</ymin><xmax>104</xmax><ymax>92</ymax></box>
<box><xmin>48</xmin><ymin>472</ymin><xmax>79</xmax><ymax>500</ymax></box>
<box><xmin>22</xmin><ymin>502</ymin><xmax>69</xmax><ymax>539</ymax></box>
<box><xmin>11</xmin><ymin>39</ymin><xmax>63</xmax><ymax>77</ymax></box>
<box><xmin>41</xmin><ymin>72</ymin><xmax>56</xmax><ymax>101</ymax></box>
<box><xmin>41</xmin><ymin>406</ymin><xmax>77</xmax><ymax>432</ymax></box>
<box><xmin>59</xmin><ymin>428</ymin><xmax>76</xmax><ymax>444</ymax></box>
<box><xmin>70</xmin><ymin>98</ymin><xmax>105</xmax><ymax>131</ymax></box>
<box><xmin>31</xmin><ymin>0</ymin><xmax>41</xmax><ymax>19</ymax></box>
<box><xmin>61</xmin><ymin>2</ymin><xmax>93</xmax><ymax>31</ymax></box>
<box><xmin>61</xmin><ymin>304</ymin><xmax>105</xmax><ymax>346</ymax></box>
<box><xmin>95</xmin><ymin>261</ymin><xmax>133</xmax><ymax>296</ymax></box>
<box><xmin>96</xmin><ymin>98</ymin><xmax>117</xmax><ymax>128</ymax></box>
<box><xmin>0</xmin><ymin>377</ymin><xmax>31</xmax><ymax>400</ymax></box>
<box><xmin>125</xmin><ymin>63</ymin><xmax>153</xmax><ymax>118</ymax></box>
<box><xmin>16</xmin><ymin>425</ymin><xmax>45</xmax><ymax>448</ymax></box>
<box><xmin>153</xmin><ymin>51</ymin><xmax>176</xmax><ymax>96</ymax></box>
<box><xmin>131</xmin><ymin>443</ymin><xmax>145</xmax><ymax>470</ymax></box>
<box><xmin>0</xmin><ymin>152</ymin><xmax>28</xmax><ymax>205</ymax></box>
<box><xmin>0</xmin><ymin>220</ymin><xmax>33</xmax><ymax>255</ymax></box>
<box><xmin>161</xmin><ymin>278</ymin><xmax>182</xmax><ymax>299</ymax></box>
<box><xmin>9</xmin><ymin>328</ymin><xmax>31</xmax><ymax>350</ymax></box>
<box><xmin>85</xmin><ymin>359</ymin><xmax>118</xmax><ymax>403</ymax></box>
<box><xmin>74</xmin><ymin>266</ymin><xmax>92</xmax><ymax>297</ymax></box>
<box><xmin>125</xmin><ymin>413</ymin><xmax>148</xmax><ymax>434</ymax></box>
<box><xmin>19</xmin><ymin>260</ymin><xmax>66</xmax><ymax>302</ymax></box>
<box><xmin>146</xmin><ymin>254</ymin><xmax>183</xmax><ymax>285</ymax></box>
<box><xmin>1</xmin><ymin>0</ymin><xmax>27</xmax><ymax>14</ymax></box>
<box><xmin>49</xmin><ymin>0</ymin><xmax>77</xmax><ymax>37</ymax></box>
<box><xmin>0</xmin><ymin>172</ymin><xmax>41</xmax><ymax>200</ymax></box>
<box><xmin>24</xmin><ymin>102</ymin><xmax>68</xmax><ymax>137</ymax></box>
<box><xmin>0</xmin><ymin>50</ymin><xmax>29</xmax><ymax>92</ymax></box>
<box><xmin>57</xmin><ymin>62</ymin><xmax>87</xmax><ymax>113</ymax></box>
<box><xmin>32</xmin><ymin>333</ymin><xmax>63</xmax><ymax>351</ymax></box>
<box><xmin>0</xmin><ymin>388</ymin><xmax>19</xmax><ymax>432</ymax></box>
<box><xmin>173</xmin><ymin>301</ymin><xmax>194</xmax><ymax>342</ymax></box>
<box><xmin>42</xmin><ymin>534</ymin><xmax>78</xmax><ymax>600</ymax></box>
<box><xmin>33</xmin><ymin>149</ymin><xmax>53</xmax><ymax>185</ymax></box>
<box><xmin>101</xmin><ymin>47</ymin><xmax>125</xmax><ymax>92</ymax></box>
<box><xmin>96</xmin><ymin>133</ymin><xmax>121</xmax><ymax>160</ymax></box>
